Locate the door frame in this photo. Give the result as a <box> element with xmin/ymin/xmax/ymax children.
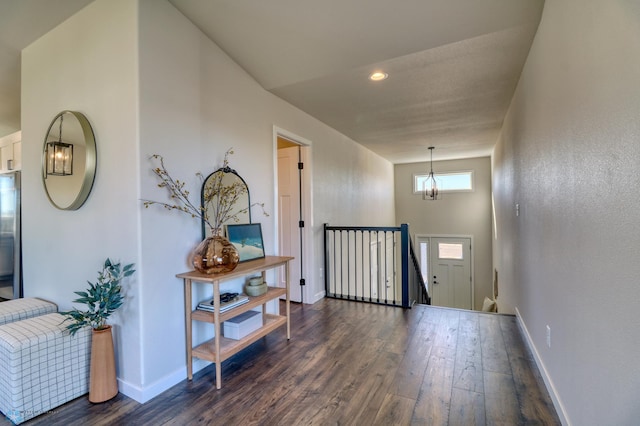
<box><xmin>273</xmin><ymin>126</ymin><xmax>315</xmax><ymax>303</ymax></box>
<box><xmin>414</xmin><ymin>233</ymin><xmax>475</xmax><ymax>309</ymax></box>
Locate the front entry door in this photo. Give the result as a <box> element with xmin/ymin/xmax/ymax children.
<box><xmin>429</xmin><ymin>237</ymin><xmax>472</xmax><ymax>309</ymax></box>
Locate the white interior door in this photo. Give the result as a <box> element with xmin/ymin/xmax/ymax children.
<box><xmin>277</xmin><ymin>146</ymin><xmax>302</xmax><ymax>302</ymax></box>
<box><xmin>429</xmin><ymin>237</ymin><xmax>472</xmax><ymax>309</ymax></box>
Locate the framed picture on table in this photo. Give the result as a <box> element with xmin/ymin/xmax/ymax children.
<box><xmin>225</xmin><ymin>223</ymin><xmax>265</xmax><ymax>262</ymax></box>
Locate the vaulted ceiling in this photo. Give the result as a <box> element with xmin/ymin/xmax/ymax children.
<box><xmin>0</xmin><ymin>0</ymin><xmax>544</xmax><ymax>163</ymax></box>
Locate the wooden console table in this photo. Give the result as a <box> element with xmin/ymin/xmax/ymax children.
<box><xmin>177</xmin><ymin>256</ymin><xmax>293</xmax><ymax>389</ymax></box>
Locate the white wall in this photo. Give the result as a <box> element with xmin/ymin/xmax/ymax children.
<box><xmin>138</xmin><ymin>0</ymin><xmax>395</xmax><ymax>397</ymax></box>
<box><xmin>395</xmin><ymin>157</ymin><xmax>493</xmax><ymax>310</ymax></box>
<box><xmin>493</xmin><ymin>0</ymin><xmax>640</xmax><ymax>424</ymax></box>
<box><xmin>21</xmin><ymin>0</ymin><xmax>142</xmax><ymax>386</ymax></box>
<box><xmin>22</xmin><ymin>0</ymin><xmax>395</xmax><ymax>403</ymax></box>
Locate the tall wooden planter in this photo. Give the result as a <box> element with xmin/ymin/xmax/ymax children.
<box><xmin>89</xmin><ymin>326</ymin><xmax>118</xmax><ymax>403</ymax></box>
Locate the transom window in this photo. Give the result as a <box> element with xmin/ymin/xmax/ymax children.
<box><xmin>413</xmin><ymin>171</ymin><xmax>473</xmax><ymax>194</ymax></box>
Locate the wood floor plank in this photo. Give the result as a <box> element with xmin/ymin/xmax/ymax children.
<box><xmin>449</xmin><ymin>388</ymin><xmax>485</xmax><ymax>426</ymax></box>
<box><xmin>499</xmin><ymin>314</ymin><xmax>561</xmax><ymax>425</ymax></box>
<box><xmin>453</xmin><ymin>310</ymin><xmax>484</xmax><ymax>393</ymax></box>
<box><xmin>272</xmin><ymin>302</ymin><xmax>393</xmax><ymax>424</ymax></box>
<box><xmin>433</xmin><ymin>308</ymin><xmax>460</xmax><ymax>351</ymax></box>
<box><xmin>243</xmin><ymin>323</ymin><xmax>383</xmax><ymax>423</ymax></box>
<box><xmin>499</xmin><ymin>314</ymin><xmax>531</xmax><ymax>360</ymax></box>
<box><xmin>509</xmin><ymin>355</ymin><xmax>561</xmax><ymax>425</ymax></box>
<box><xmin>372</xmin><ymin>393</ymin><xmax>416</xmax><ymax>426</ymax></box>
<box><xmin>300</xmin><ymin>348</ymin><xmax>398</xmax><ymax>426</ymax></box>
<box><xmin>276</xmin><ymin>334</ymin><xmax>386</xmax><ymax>425</ymax></box>
<box><xmin>388</xmin><ymin>311</ymin><xmax>439</xmax><ymax>399</ymax></box>
<box><xmin>3</xmin><ymin>300</ymin><xmax>559</xmax><ymax>426</ymax></box>
<box><xmin>484</xmin><ymin>371</ymin><xmax>520</xmax><ymax>425</ymax></box>
<box><xmin>336</xmin><ymin>350</ymin><xmax>402</xmax><ymax>425</ymax></box>
<box><xmin>479</xmin><ymin>313</ymin><xmax>511</xmax><ymax>373</ymax></box>
<box><xmin>380</xmin><ymin>309</ymin><xmax>413</xmax><ymax>354</ymax></box>
<box><xmin>411</xmin><ymin>345</ymin><xmax>456</xmax><ymax>426</ymax></box>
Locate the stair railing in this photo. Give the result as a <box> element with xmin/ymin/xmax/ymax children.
<box><xmin>324</xmin><ymin>223</ymin><xmax>430</xmax><ymax>308</ymax></box>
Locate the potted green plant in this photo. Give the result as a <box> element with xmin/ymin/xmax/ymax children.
<box><xmin>61</xmin><ymin>258</ymin><xmax>135</xmax><ymax>403</ymax></box>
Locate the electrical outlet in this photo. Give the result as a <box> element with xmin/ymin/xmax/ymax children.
<box><xmin>515</xmin><ymin>203</ymin><xmax>520</xmax><ymax>217</ymax></box>
<box><xmin>546</xmin><ymin>325</ymin><xmax>551</xmax><ymax>348</ymax></box>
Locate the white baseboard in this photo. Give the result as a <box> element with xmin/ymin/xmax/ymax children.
<box><xmin>117</xmin><ymin>359</ymin><xmax>211</xmax><ymax>404</ymax></box>
<box><xmin>514</xmin><ymin>307</ymin><xmax>570</xmax><ymax>426</ymax></box>
<box><xmin>311</xmin><ymin>290</ymin><xmax>325</xmax><ymax>304</ymax></box>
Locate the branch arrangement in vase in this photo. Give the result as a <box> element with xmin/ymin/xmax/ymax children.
<box><xmin>142</xmin><ymin>148</ymin><xmax>267</xmax><ymax>233</ymax></box>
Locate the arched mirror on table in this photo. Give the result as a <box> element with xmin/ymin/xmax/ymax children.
<box><xmin>201</xmin><ymin>166</ymin><xmax>251</xmax><ymax>239</ymax></box>
<box><xmin>42</xmin><ymin>111</ymin><xmax>97</xmax><ymax>210</ymax></box>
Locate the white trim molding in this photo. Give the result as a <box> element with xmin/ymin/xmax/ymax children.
<box><xmin>117</xmin><ymin>359</ymin><xmax>211</xmax><ymax>403</ymax></box>
<box><xmin>272</xmin><ymin>125</ymin><xmax>315</xmax><ymax>305</ymax></box>
<box><xmin>515</xmin><ymin>307</ymin><xmax>570</xmax><ymax>426</ymax></box>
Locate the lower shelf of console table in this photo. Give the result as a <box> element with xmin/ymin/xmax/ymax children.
<box><xmin>177</xmin><ymin>256</ymin><xmax>293</xmax><ymax>389</ymax></box>
<box><xmin>193</xmin><ymin>313</ymin><xmax>286</xmax><ymax>362</ymax></box>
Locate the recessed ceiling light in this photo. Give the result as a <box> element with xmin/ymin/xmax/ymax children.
<box><xmin>369</xmin><ymin>71</ymin><xmax>388</xmax><ymax>81</ymax></box>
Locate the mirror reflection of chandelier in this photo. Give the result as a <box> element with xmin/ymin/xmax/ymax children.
<box><xmin>423</xmin><ymin>146</ymin><xmax>438</xmax><ymax>201</ymax></box>
<box><xmin>46</xmin><ymin>114</ymin><xmax>73</xmax><ymax>176</ymax></box>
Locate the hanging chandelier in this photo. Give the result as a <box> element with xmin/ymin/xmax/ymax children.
<box><xmin>423</xmin><ymin>146</ymin><xmax>438</xmax><ymax>201</ymax></box>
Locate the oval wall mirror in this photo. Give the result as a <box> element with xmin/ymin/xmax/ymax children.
<box><xmin>201</xmin><ymin>167</ymin><xmax>251</xmax><ymax>239</ymax></box>
<box><xmin>42</xmin><ymin>111</ymin><xmax>97</xmax><ymax>210</ymax></box>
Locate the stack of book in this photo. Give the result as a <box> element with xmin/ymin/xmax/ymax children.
<box><xmin>197</xmin><ymin>293</ymin><xmax>249</xmax><ymax>313</ymax></box>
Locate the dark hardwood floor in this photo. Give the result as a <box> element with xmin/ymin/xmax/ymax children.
<box><xmin>5</xmin><ymin>299</ymin><xmax>559</xmax><ymax>425</ymax></box>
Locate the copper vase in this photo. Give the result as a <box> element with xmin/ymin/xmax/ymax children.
<box><xmin>191</xmin><ymin>231</ymin><xmax>239</xmax><ymax>274</ymax></box>
<box><xmin>89</xmin><ymin>326</ymin><xmax>118</xmax><ymax>403</ymax></box>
